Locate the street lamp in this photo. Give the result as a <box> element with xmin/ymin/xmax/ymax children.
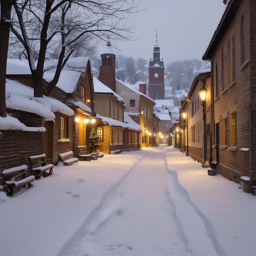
<box><xmin>199</xmin><ymin>83</ymin><xmax>207</xmax><ymax>167</ymax></box>
<box><xmin>182</xmin><ymin>112</ymin><xmax>188</xmax><ymax>156</ymax></box>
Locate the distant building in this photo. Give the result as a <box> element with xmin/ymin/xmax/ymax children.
<box><xmin>148</xmin><ymin>32</ymin><xmax>165</xmax><ymax>100</ymax></box>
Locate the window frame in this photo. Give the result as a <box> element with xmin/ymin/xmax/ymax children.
<box><xmin>97</xmin><ymin>126</ymin><xmax>104</xmax><ymax>142</ymax></box>
<box><xmin>130</xmin><ymin>99</ymin><xmax>135</xmax><ymax>107</ymax></box>
<box><xmin>60</xmin><ymin>116</ymin><xmax>69</xmax><ymax>139</ymax></box>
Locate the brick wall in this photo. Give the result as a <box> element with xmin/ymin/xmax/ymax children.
<box><xmin>189</xmin><ymin>146</ymin><xmax>203</xmax><ymax>163</ymax></box>
<box><xmin>0</xmin><ymin>130</ymin><xmax>44</xmax><ymax>185</ymax></box>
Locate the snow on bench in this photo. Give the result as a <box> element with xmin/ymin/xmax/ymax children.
<box><xmin>2</xmin><ymin>164</ymin><xmax>28</xmax><ymax>175</ymax></box>
<box><xmin>29</xmin><ymin>154</ymin><xmax>54</xmax><ymax>179</ymax></box>
<box><xmin>2</xmin><ymin>165</ymin><xmax>35</xmax><ymax>196</ymax></box>
<box><xmin>59</xmin><ymin>151</ymin><xmax>79</xmax><ymax>166</ymax></box>
<box><xmin>77</xmin><ymin>146</ymin><xmax>92</xmax><ymax>161</ymax></box>
<box><xmin>110</xmin><ymin>150</ymin><xmax>121</xmax><ymax>155</ymax></box>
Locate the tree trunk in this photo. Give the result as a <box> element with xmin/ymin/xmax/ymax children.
<box><xmin>0</xmin><ymin>1</ymin><xmax>13</xmax><ymax>117</ymax></box>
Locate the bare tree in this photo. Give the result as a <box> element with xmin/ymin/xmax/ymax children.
<box><xmin>10</xmin><ymin>0</ymin><xmax>141</xmax><ymax>97</ymax></box>
<box><xmin>0</xmin><ymin>0</ymin><xmax>14</xmax><ymax>117</ymax></box>
<box><xmin>136</xmin><ymin>57</ymin><xmax>147</xmax><ymax>81</ymax></box>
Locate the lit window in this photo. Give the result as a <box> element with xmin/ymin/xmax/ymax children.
<box><xmin>60</xmin><ymin>117</ymin><xmax>69</xmax><ymax>139</ymax></box>
<box><xmin>231</xmin><ymin>112</ymin><xmax>236</xmax><ymax>146</ymax></box>
<box><xmin>97</xmin><ymin>127</ymin><xmax>104</xmax><ymax>142</ymax></box>
<box><xmin>223</xmin><ymin>118</ymin><xmax>228</xmax><ymax>145</ymax></box>
<box><xmin>81</xmin><ymin>87</ymin><xmax>87</xmax><ymax>103</ymax></box>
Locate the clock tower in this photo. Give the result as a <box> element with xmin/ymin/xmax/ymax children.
<box><xmin>148</xmin><ymin>31</ymin><xmax>165</xmax><ymax>100</ymax></box>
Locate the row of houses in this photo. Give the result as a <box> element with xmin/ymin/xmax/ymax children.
<box><xmin>0</xmin><ymin>43</ymin><xmax>163</xmax><ymax>185</ymax></box>
<box><xmin>171</xmin><ymin>0</ymin><xmax>256</xmax><ymax>192</ymax></box>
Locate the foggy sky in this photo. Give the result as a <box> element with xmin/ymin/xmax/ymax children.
<box><xmin>100</xmin><ymin>0</ymin><xmax>226</xmax><ymax>64</ymax></box>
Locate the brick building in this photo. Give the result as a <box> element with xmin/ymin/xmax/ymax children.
<box><xmin>148</xmin><ymin>33</ymin><xmax>165</xmax><ymax>100</ymax></box>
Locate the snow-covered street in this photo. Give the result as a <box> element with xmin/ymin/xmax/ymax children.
<box><xmin>1</xmin><ymin>145</ymin><xmax>256</xmax><ymax>256</ymax></box>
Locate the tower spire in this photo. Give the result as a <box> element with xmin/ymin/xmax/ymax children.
<box><xmin>156</xmin><ymin>29</ymin><xmax>158</xmax><ymax>46</ymax></box>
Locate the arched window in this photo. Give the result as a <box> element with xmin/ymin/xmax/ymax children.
<box><xmin>97</xmin><ymin>127</ymin><xmax>104</xmax><ymax>142</ymax></box>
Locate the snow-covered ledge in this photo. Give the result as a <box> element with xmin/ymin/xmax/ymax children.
<box><xmin>227</xmin><ymin>146</ymin><xmax>238</xmax><ymax>151</ymax></box>
<box><xmin>219</xmin><ymin>145</ymin><xmax>227</xmax><ymax>150</ymax></box>
<box><xmin>240</xmin><ymin>148</ymin><xmax>249</xmax><ymax>152</ymax></box>
<box><xmin>58</xmin><ymin>139</ymin><xmax>70</xmax><ymax>143</ymax></box>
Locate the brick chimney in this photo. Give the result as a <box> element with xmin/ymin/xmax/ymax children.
<box><xmin>139</xmin><ymin>84</ymin><xmax>146</xmax><ymax>95</ymax></box>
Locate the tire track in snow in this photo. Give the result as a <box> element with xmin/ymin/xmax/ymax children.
<box><xmin>163</xmin><ymin>149</ymin><xmax>226</xmax><ymax>256</ymax></box>
<box><xmin>57</xmin><ymin>150</ymin><xmax>152</xmax><ymax>256</ymax></box>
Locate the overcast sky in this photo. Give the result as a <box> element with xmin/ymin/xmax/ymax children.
<box><xmin>100</xmin><ymin>0</ymin><xmax>226</xmax><ymax>64</ymax></box>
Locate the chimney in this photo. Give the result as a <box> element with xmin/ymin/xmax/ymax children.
<box><xmin>139</xmin><ymin>84</ymin><xmax>146</xmax><ymax>95</ymax></box>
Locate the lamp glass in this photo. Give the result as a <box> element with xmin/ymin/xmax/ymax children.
<box><xmin>199</xmin><ymin>88</ymin><xmax>207</xmax><ymax>101</ymax></box>
<box><xmin>75</xmin><ymin>117</ymin><xmax>79</xmax><ymax>122</ymax></box>
<box><xmin>91</xmin><ymin>119</ymin><xmax>96</xmax><ymax>123</ymax></box>
<box><xmin>84</xmin><ymin>119</ymin><xmax>89</xmax><ymax>123</ymax></box>
<box><xmin>176</xmin><ymin>128</ymin><xmax>179</xmax><ymax>132</ymax></box>
<box><xmin>182</xmin><ymin>113</ymin><xmax>187</xmax><ymax>119</ymax></box>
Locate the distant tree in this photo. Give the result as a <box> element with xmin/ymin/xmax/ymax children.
<box><xmin>136</xmin><ymin>57</ymin><xmax>147</xmax><ymax>81</ymax></box>
<box><xmin>125</xmin><ymin>57</ymin><xmax>138</xmax><ymax>84</ymax></box>
<box><xmin>116</xmin><ymin>54</ymin><xmax>127</xmax><ymax>81</ymax></box>
<box><xmin>89</xmin><ymin>128</ymin><xmax>100</xmax><ymax>153</ymax></box>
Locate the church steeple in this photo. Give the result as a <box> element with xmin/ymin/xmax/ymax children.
<box><xmin>150</xmin><ymin>30</ymin><xmax>163</xmax><ymax>67</ymax></box>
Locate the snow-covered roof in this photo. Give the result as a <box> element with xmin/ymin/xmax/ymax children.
<box><xmin>154</xmin><ymin>99</ymin><xmax>175</xmax><ymax>109</ymax></box>
<box><xmin>157</xmin><ymin>113</ymin><xmax>171</xmax><ymax>121</ymax></box>
<box><xmin>97</xmin><ymin>113</ymin><xmax>141</xmax><ymax>131</ymax></box>
<box><xmin>66</xmin><ymin>57</ymin><xmax>89</xmax><ymax>69</ymax></box>
<box><xmin>126</xmin><ymin>112</ymin><xmax>140</xmax><ymax>116</ymax></box>
<box><xmin>6</xmin><ymin>59</ymin><xmax>31</xmax><ymax>75</ymax></box>
<box><xmin>6</xmin><ymin>79</ymin><xmax>74</xmax><ymax>120</ymax></box>
<box><xmin>44</xmin><ymin>69</ymin><xmax>81</xmax><ymax>94</ymax></box>
<box><xmin>93</xmin><ymin>77</ymin><xmax>124</xmax><ymax>104</ymax></box>
<box><xmin>194</xmin><ymin>62</ymin><xmax>211</xmax><ymax>77</ymax></box>
<box><xmin>0</xmin><ymin>115</ymin><xmax>45</xmax><ymax>132</ymax></box>
<box><xmin>102</xmin><ymin>44</ymin><xmax>115</xmax><ymax>55</ymax></box>
<box><xmin>66</xmin><ymin>99</ymin><xmax>91</xmax><ymax>113</ymax></box>
<box><xmin>153</xmin><ymin>63</ymin><xmax>160</xmax><ymax>67</ymax></box>
<box><xmin>116</xmin><ymin>79</ymin><xmax>155</xmax><ymax>105</ymax></box>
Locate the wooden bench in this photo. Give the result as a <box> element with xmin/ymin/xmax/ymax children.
<box><xmin>77</xmin><ymin>146</ymin><xmax>92</xmax><ymax>161</ymax></box>
<box><xmin>59</xmin><ymin>151</ymin><xmax>79</xmax><ymax>166</ymax></box>
<box><xmin>2</xmin><ymin>164</ymin><xmax>35</xmax><ymax>196</ymax></box>
<box><xmin>29</xmin><ymin>154</ymin><xmax>54</xmax><ymax>179</ymax></box>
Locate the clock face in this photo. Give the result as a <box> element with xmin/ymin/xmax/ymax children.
<box><xmin>154</xmin><ymin>73</ymin><xmax>159</xmax><ymax>78</ymax></box>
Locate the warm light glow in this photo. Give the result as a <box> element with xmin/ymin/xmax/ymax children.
<box><xmin>154</xmin><ymin>133</ymin><xmax>155</xmax><ymax>136</ymax></box>
<box><xmin>199</xmin><ymin>87</ymin><xmax>207</xmax><ymax>101</ymax></box>
<box><xmin>141</xmin><ymin>111</ymin><xmax>144</xmax><ymax>114</ymax></box>
<box><xmin>87</xmin><ymin>99</ymin><xmax>90</xmax><ymax>102</ymax></box>
<box><xmin>75</xmin><ymin>117</ymin><xmax>79</xmax><ymax>122</ymax></box>
<box><xmin>182</xmin><ymin>113</ymin><xmax>187</xmax><ymax>119</ymax></box>
<box><xmin>176</xmin><ymin>128</ymin><xmax>179</xmax><ymax>132</ymax></box>
<box><xmin>91</xmin><ymin>119</ymin><xmax>96</xmax><ymax>123</ymax></box>
<box><xmin>164</xmin><ymin>75</ymin><xmax>167</xmax><ymax>80</ymax></box>
<box><xmin>159</xmin><ymin>132</ymin><xmax>161</xmax><ymax>135</ymax></box>
<box><xmin>166</xmin><ymin>136</ymin><xmax>168</xmax><ymax>138</ymax></box>
<box><xmin>149</xmin><ymin>133</ymin><xmax>152</xmax><ymax>136</ymax></box>
<box><xmin>84</xmin><ymin>119</ymin><xmax>89</xmax><ymax>123</ymax></box>
<box><xmin>146</xmin><ymin>130</ymin><xmax>148</xmax><ymax>134</ymax></box>
<box><xmin>161</xmin><ymin>135</ymin><xmax>164</xmax><ymax>138</ymax></box>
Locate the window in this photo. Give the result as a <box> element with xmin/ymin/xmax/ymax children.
<box><xmin>115</xmin><ymin>106</ymin><xmax>118</xmax><ymax>120</ymax></box>
<box><xmin>81</xmin><ymin>87</ymin><xmax>87</xmax><ymax>103</ymax></box>
<box><xmin>119</xmin><ymin>107</ymin><xmax>122</xmax><ymax>122</ymax></box>
<box><xmin>60</xmin><ymin>117</ymin><xmax>69</xmax><ymax>139</ymax></box>
<box><xmin>119</xmin><ymin>130</ymin><xmax>123</xmax><ymax>144</ymax></box>
<box><xmin>148</xmin><ymin>109</ymin><xmax>150</xmax><ymax>119</ymax></box>
<box><xmin>97</xmin><ymin>127</ymin><xmax>104</xmax><ymax>142</ymax></box>
<box><xmin>144</xmin><ymin>135</ymin><xmax>147</xmax><ymax>143</ymax></box>
<box><xmin>144</xmin><ymin>107</ymin><xmax>147</xmax><ymax>117</ymax></box>
<box><xmin>135</xmin><ymin>132</ymin><xmax>138</xmax><ymax>143</ymax></box>
<box><xmin>130</xmin><ymin>99</ymin><xmax>135</xmax><ymax>107</ymax></box>
<box><xmin>227</xmin><ymin>40</ymin><xmax>231</xmax><ymax>86</ymax></box>
<box><xmin>142</xmin><ymin>136</ymin><xmax>144</xmax><ymax>143</ymax></box>
<box><xmin>231</xmin><ymin>35</ymin><xmax>236</xmax><ymax>83</ymax></box>
<box><xmin>231</xmin><ymin>112</ymin><xmax>236</xmax><ymax>146</ymax></box>
<box><xmin>223</xmin><ymin>118</ymin><xmax>228</xmax><ymax>145</ymax></box>
<box><xmin>192</xmin><ymin>125</ymin><xmax>195</xmax><ymax>142</ymax></box>
<box><xmin>215</xmin><ymin>63</ymin><xmax>219</xmax><ymax>97</ymax></box>
<box><xmin>102</xmin><ymin>101</ymin><xmax>106</xmax><ymax>110</ymax></box>
<box><xmin>241</xmin><ymin>16</ymin><xmax>247</xmax><ymax>63</ymax></box>
<box><xmin>128</xmin><ymin>131</ymin><xmax>132</xmax><ymax>143</ymax></box>
<box><xmin>192</xmin><ymin>101</ymin><xmax>194</xmax><ymax>116</ymax></box>
<box><xmin>132</xmin><ymin>131</ymin><xmax>135</xmax><ymax>143</ymax></box>
<box><xmin>221</xmin><ymin>49</ymin><xmax>225</xmax><ymax>91</ymax></box>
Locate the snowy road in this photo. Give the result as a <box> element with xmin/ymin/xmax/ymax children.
<box><xmin>63</xmin><ymin>146</ymin><xmax>217</xmax><ymax>256</ymax></box>
<box><xmin>1</xmin><ymin>145</ymin><xmax>256</xmax><ymax>256</ymax></box>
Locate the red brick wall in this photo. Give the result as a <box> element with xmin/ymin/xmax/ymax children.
<box><xmin>0</xmin><ymin>130</ymin><xmax>44</xmax><ymax>184</ymax></box>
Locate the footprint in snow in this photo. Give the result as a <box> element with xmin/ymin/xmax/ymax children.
<box><xmin>126</xmin><ymin>246</ymin><xmax>133</xmax><ymax>250</ymax></box>
<box><xmin>72</xmin><ymin>194</ymin><xmax>80</xmax><ymax>198</ymax></box>
<box><xmin>78</xmin><ymin>179</ymin><xmax>85</xmax><ymax>183</ymax></box>
<box><xmin>66</xmin><ymin>192</ymin><xmax>72</xmax><ymax>194</ymax></box>
<box><xmin>116</xmin><ymin>209</ymin><xmax>124</xmax><ymax>216</ymax></box>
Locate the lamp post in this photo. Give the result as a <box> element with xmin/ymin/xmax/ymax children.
<box><xmin>175</xmin><ymin>127</ymin><xmax>179</xmax><ymax>149</ymax></box>
<box><xmin>182</xmin><ymin>112</ymin><xmax>188</xmax><ymax>156</ymax></box>
<box><xmin>199</xmin><ymin>83</ymin><xmax>207</xmax><ymax>167</ymax></box>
